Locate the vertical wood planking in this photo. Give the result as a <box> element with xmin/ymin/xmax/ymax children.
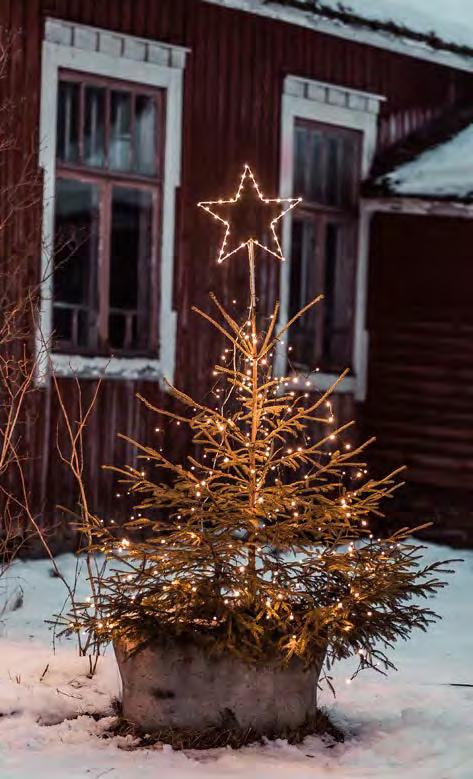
<box><xmin>0</xmin><ymin>0</ymin><xmax>472</xmax><ymax>535</ymax></box>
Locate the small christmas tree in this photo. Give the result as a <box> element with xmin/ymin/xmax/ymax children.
<box><xmin>69</xmin><ymin>166</ymin><xmax>450</xmax><ymax>695</ymax></box>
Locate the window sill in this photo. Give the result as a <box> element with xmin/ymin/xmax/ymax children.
<box><xmin>50</xmin><ymin>352</ymin><xmax>165</xmax><ymax>382</ymax></box>
<box><xmin>288</xmin><ymin>370</ymin><xmax>357</xmax><ymax>394</ymax></box>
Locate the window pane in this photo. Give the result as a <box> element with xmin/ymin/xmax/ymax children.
<box><xmin>294</xmin><ymin>126</ymin><xmax>308</xmax><ymax>197</ymax></box>
<box><xmin>294</xmin><ymin>127</ymin><xmax>324</xmax><ymax>202</ymax></box>
<box><xmin>57</xmin><ymin>79</ymin><xmax>161</xmax><ymax>179</ymax></box>
<box><xmin>327</xmin><ymin>223</ymin><xmax>356</xmax><ymax>369</ymax></box>
<box><xmin>325</xmin><ymin>136</ymin><xmax>341</xmax><ymax>207</ymax></box>
<box><xmin>56</xmin><ymin>82</ymin><xmax>80</xmax><ymax>163</ymax></box>
<box><xmin>53</xmin><ymin>178</ymin><xmax>99</xmax><ymax>349</ymax></box>
<box><xmin>109</xmin><ymin>186</ymin><xmax>153</xmax><ymax>351</ymax></box>
<box><xmin>323</xmin><ymin>222</ymin><xmax>339</xmax><ymax>360</ymax></box>
<box><xmin>110</xmin><ymin>91</ymin><xmax>132</xmax><ymax>171</ymax></box>
<box><xmin>84</xmin><ymin>86</ymin><xmax>105</xmax><ymax>167</ymax></box>
<box><xmin>308</xmin><ymin>130</ymin><xmax>324</xmax><ymax>203</ymax></box>
<box><xmin>340</xmin><ymin>136</ymin><xmax>357</xmax><ymax>208</ymax></box>
<box><xmin>135</xmin><ymin>95</ymin><xmax>157</xmax><ymax>176</ymax></box>
<box><xmin>294</xmin><ymin>121</ymin><xmax>360</xmax><ymax>209</ymax></box>
<box><xmin>288</xmin><ymin>218</ymin><xmax>354</xmax><ymax>372</ymax></box>
<box><xmin>288</xmin><ymin>219</ymin><xmax>320</xmax><ymax>369</ymax></box>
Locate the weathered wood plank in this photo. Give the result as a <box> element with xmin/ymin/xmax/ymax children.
<box><xmin>0</xmin><ymin>0</ymin><xmax>471</xmax><ymax>536</ymax></box>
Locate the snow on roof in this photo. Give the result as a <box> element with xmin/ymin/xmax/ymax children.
<box><xmin>378</xmin><ymin>123</ymin><xmax>473</xmax><ymax>200</ymax></box>
<box><xmin>208</xmin><ymin>1</ymin><xmax>473</xmax><ymax>67</ymax></box>
<box><xmin>318</xmin><ymin>0</ymin><xmax>473</xmax><ymax>50</ymax></box>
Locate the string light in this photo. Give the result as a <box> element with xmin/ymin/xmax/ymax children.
<box><xmin>63</xmin><ymin>162</ymin><xmax>449</xmax><ymax>707</ymax></box>
<box><xmin>197</xmin><ymin>164</ymin><xmax>301</xmax><ymax>263</ymax></box>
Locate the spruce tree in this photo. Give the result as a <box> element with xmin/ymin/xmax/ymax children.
<box><xmin>67</xmin><ymin>166</ymin><xmax>451</xmax><ymax>681</ymax></box>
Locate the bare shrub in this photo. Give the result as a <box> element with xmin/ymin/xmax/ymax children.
<box><xmin>0</xmin><ymin>31</ymin><xmax>43</xmax><ymax>571</ymax></box>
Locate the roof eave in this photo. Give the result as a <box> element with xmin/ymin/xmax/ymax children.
<box><xmin>203</xmin><ymin>0</ymin><xmax>473</xmax><ymax>74</ymax></box>
<box><xmin>361</xmin><ymin>193</ymin><xmax>473</xmax><ymax>218</ymax></box>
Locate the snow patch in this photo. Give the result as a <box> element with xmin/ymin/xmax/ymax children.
<box><xmin>0</xmin><ymin>545</ymin><xmax>472</xmax><ymax>778</ymax></box>
<box><xmin>380</xmin><ymin>124</ymin><xmax>473</xmax><ymax>199</ymax></box>
<box><xmin>319</xmin><ymin>0</ymin><xmax>473</xmax><ymax>50</ymax></box>
<box><xmin>208</xmin><ymin>0</ymin><xmax>473</xmax><ymax>57</ymax></box>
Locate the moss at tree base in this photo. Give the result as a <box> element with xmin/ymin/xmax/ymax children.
<box><xmin>106</xmin><ymin>705</ymin><xmax>345</xmax><ymax>750</ymax></box>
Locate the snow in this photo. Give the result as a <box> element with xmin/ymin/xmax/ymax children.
<box><xmin>213</xmin><ymin>0</ymin><xmax>473</xmax><ymax>52</ymax></box>
<box><xmin>318</xmin><ymin>0</ymin><xmax>473</xmax><ymax>50</ymax></box>
<box><xmin>378</xmin><ymin>124</ymin><xmax>473</xmax><ymax>199</ymax></box>
<box><xmin>0</xmin><ymin>545</ymin><xmax>472</xmax><ymax>778</ymax></box>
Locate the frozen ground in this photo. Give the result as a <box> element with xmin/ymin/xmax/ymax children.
<box><xmin>0</xmin><ymin>545</ymin><xmax>472</xmax><ymax>779</ymax></box>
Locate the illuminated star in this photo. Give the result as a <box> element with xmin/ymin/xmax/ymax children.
<box><xmin>198</xmin><ymin>164</ymin><xmax>301</xmax><ymax>263</ymax></box>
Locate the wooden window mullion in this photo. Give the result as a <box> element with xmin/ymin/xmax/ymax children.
<box><xmin>148</xmin><ymin>189</ymin><xmax>160</xmax><ymax>352</ymax></box>
<box><xmin>136</xmin><ymin>191</ymin><xmax>147</xmax><ymax>350</ymax></box>
<box><xmin>98</xmin><ymin>181</ymin><xmax>112</xmax><ymax>349</ymax></box>
<box><xmin>155</xmin><ymin>90</ymin><xmax>166</xmax><ymax>179</ymax></box>
<box><xmin>321</xmin><ymin>134</ymin><xmax>329</xmax><ymax>206</ymax></box>
<box><xmin>130</xmin><ymin>92</ymin><xmax>136</xmax><ymax>171</ymax></box>
<box><xmin>334</xmin><ymin>217</ymin><xmax>357</xmax><ymax>368</ymax></box>
<box><xmin>89</xmin><ymin>190</ymin><xmax>100</xmax><ymax>351</ymax></box>
<box><xmin>104</xmin><ymin>86</ymin><xmax>111</xmax><ymax>168</ymax></box>
<box><xmin>313</xmin><ymin>214</ymin><xmax>326</xmax><ymax>364</ymax></box>
<box><xmin>78</xmin><ymin>82</ymin><xmax>85</xmax><ymax>164</ymax></box>
<box><xmin>63</xmin><ymin>86</ymin><xmax>72</xmax><ymax>160</ymax></box>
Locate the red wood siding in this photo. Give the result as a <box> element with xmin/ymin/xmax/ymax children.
<box><xmin>365</xmin><ymin>213</ymin><xmax>473</xmax><ymax>489</ymax></box>
<box><xmin>1</xmin><ymin>0</ymin><xmax>473</xmax><ymax>536</ymax></box>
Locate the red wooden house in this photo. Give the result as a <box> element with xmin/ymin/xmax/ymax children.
<box><xmin>2</xmin><ymin>0</ymin><xmax>473</xmax><ymax>543</ymax></box>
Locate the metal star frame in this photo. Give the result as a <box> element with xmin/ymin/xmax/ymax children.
<box><xmin>198</xmin><ymin>164</ymin><xmax>301</xmax><ymax>263</ymax></box>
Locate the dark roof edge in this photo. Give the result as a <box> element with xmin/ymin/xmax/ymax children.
<box><xmin>361</xmin><ymin>102</ymin><xmax>473</xmax><ymax>199</ymax></box>
<box><xmin>266</xmin><ymin>0</ymin><xmax>473</xmax><ymax>61</ymax></box>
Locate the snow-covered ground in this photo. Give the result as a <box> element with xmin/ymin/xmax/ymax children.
<box><xmin>0</xmin><ymin>545</ymin><xmax>472</xmax><ymax>779</ymax></box>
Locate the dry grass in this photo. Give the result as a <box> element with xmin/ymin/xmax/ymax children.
<box><xmin>105</xmin><ymin>703</ymin><xmax>345</xmax><ymax>750</ymax></box>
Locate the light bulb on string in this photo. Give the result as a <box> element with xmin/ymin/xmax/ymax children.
<box><xmin>198</xmin><ymin>164</ymin><xmax>301</xmax><ymax>264</ymax></box>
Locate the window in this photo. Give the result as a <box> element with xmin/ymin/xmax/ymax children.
<box><xmin>38</xmin><ymin>19</ymin><xmax>186</xmax><ymax>382</ymax></box>
<box><xmin>53</xmin><ymin>73</ymin><xmax>163</xmax><ymax>356</ymax></box>
<box><xmin>278</xmin><ymin>75</ymin><xmax>383</xmax><ymax>398</ymax></box>
<box><xmin>288</xmin><ymin>120</ymin><xmax>361</xmax><ymax>373</ymax></box>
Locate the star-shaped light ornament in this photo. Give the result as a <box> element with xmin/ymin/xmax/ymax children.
<box><xmin>198</xmin><ymin>165</ymin><xmax>301</xmax><ymax>263</ymax></box>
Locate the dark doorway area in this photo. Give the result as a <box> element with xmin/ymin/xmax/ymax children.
<box><xmin>364</xmin><ymin>212</ymin><xmax>473</xmax><ymax>545</ymax></box>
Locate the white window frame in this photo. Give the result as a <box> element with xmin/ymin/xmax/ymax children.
<box><xmin>37</xmin><ymin>19</ymin><xmax>188</xmax><ymax>385</ymax></box>
<box><xmin>276</xmin><ymin>75</ymin><xmax>384</xmax><ymax>401</ymax></box>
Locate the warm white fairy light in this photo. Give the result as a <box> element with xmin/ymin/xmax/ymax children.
<box><xmin>197</xmin><ymin>164</ymin><xmax>301</xmax><ymax>263</ymax></box>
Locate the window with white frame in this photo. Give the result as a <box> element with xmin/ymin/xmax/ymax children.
<box><xmin>278</xmin><ymin>76</ymin><xmax>383</xmax><ymax>395</ymax></box>
<box><xmin>38</xmin><ymin>19</ymin><xmax>186</xmax><ymax>381</ymax></box>
<box><xmin>289</xmin><ymin>119</ymin><xmax>361</xmax><ymax>373</ymax></box>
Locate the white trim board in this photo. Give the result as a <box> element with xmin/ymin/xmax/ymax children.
<box><xmin>276</xmin><ymin>75</ymin><xmax>382</xmax><ymax>401</ymax></box>
<box><xmin>37</xmin><ymin>19</ymin><xmax>187</xmax><ymax>384</ymax></box>
<box><xmin>203</xmin><ymin>0</ymin><xmax>473</xmax><ymax>74</ymax></box>
<box><xmin>363</xmin><ymin>196</ymin><xmax>473</xmax><ymax>219</ymax></box>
